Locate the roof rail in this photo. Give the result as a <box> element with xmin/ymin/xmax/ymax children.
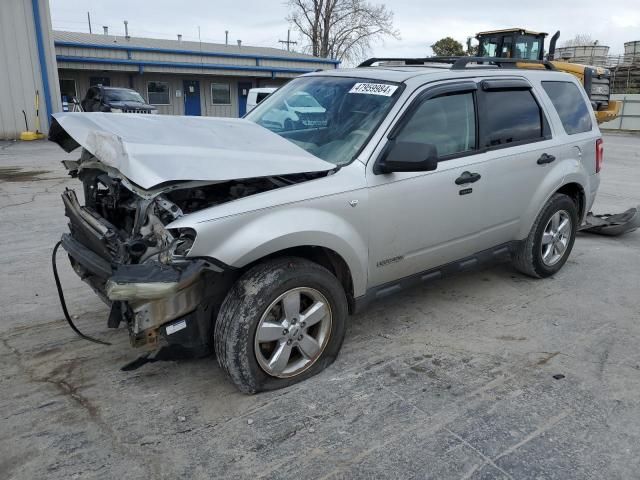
<box><xmin>451</xmin><ymin>57</ymin><xmax>556</xmax><ymax>70</ymax></box>
<box><xmin>358</xmin><ymin>57</ymin><xmax>460</xmax><ymax>67</ymax></box>
<box><xmin>358</xmin><ymin>56</ymin><xmax>556</xmax><ymax>71</ymax></box>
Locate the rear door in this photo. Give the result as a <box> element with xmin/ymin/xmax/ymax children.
<box><xmin>472</xmin><ymin>78</ymin><xmax>564</xmax><ymax>241</ymax></box>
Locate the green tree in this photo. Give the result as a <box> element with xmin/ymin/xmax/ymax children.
<box><xmin>430</xmin><ymin>37</ymin><xmax>465</xmax><ymax>56</ymax></box>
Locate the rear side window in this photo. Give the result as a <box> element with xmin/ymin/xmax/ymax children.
<box><xmin>542</xmin><ymin>81</ymin><xmax>592</xmax><ymax>134</ymax></box>
<box><xmin>396</xmin><ymin>92</ymin><xmax>477</xmax><ymax>158</ymax></box>
<box><xmin>483</xmin><ymin>90</ymin><xmax>544</xmax><ymax>147</ymax></box>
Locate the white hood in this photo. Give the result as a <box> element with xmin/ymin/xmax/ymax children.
<box><xmin>50</xmin><ymin>113</ymin><xmax>334</xmax><ymax>189</ymax></box>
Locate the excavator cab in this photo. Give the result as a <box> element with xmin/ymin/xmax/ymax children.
<box><xmin>475</xmin><ymin>28</ymin><xmax>551</xmax><ymax>61</ymax></box>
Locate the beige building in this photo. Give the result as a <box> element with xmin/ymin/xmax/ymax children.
<box><xmin>54</xmin><ymin>31</ymin><xmax>339</xmax><ymax>118</ymax></box>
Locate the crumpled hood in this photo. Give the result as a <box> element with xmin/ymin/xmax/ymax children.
<box><xmin>49</xmin><ymin>112</ymin><xmax>334</xmax><ymax>189</ymax></box>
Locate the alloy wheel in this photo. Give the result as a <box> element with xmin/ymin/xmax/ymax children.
<box><xmin>254</xmin><ymin>287</ymin><xmax>332</xmax><ymax>378</ymax></box>
<box><xmin>541</xmin><ymin>210</ymin><xmax>572</xmax><ymax>267</ymax></box>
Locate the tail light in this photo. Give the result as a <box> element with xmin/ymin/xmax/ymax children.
<box><xmin>596</xmin><ymin>138</ymin><xmax>604</xmax><ymax>173</ymax></box>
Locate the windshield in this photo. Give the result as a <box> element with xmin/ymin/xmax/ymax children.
<box><xmin>246</xmin><ymin>76</ymin><xmax>401</xmax><ymax>165</ymax></box>
<box><xmin>287</xmin><ymin>93</ymin><xmax>323</xmax><ymax>109</ymax></box>
<box><xmin>104</xmin><ymin>89</ymin><xmax>145</xmax><ymax>103</ymax></box>
<box><xmin>515</xmin><ymin>35</ymin><xmax>542</xmax><ymax>60</ymax></box>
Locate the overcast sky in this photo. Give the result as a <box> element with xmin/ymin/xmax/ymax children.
<box><xmin>49</xmin><ymin>0</ymin><xmax>639</xmax><ymax>59</ymax></box>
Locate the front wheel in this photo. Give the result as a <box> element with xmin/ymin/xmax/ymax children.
<box><xmin>214</xmin><ymin>257</ymin><xmax>348</xmax><ymax>393</ymax></box>
<box><xmin>511</xmin><ymin>193</ymin><xmax>578</xmax><ymax>278</ymax></box>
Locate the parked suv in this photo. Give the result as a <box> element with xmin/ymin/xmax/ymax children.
<box><xmin>81</xmin><ymin>86</ymin><xmax>157</xmax><ymax>114</ymax></box>
<box><xmin>50</xmin><ymin>57</ymin><xmax>602</xmax><ymax>393</ymax></box>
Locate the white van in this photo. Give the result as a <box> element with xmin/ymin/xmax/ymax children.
<box><xmin>246</xmin><ymin>88</ymin><xmax>277</xmax><ymax>113</ymax></box>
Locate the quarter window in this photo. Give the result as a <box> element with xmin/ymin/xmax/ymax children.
<box><xmin>256</xmin><ymin>92</ymin><xmax>271</xmax><ymax>103</ymax></box>
<box><xmin>483</xmin><ymin>90</ymin><xmax>544</xmax><ymax>147</ymax></box>
<box><xmin>211</xmin><ymin>83</ymin><xmax>231</xmax><ymax>104</ymax></box>
<box><xmin>395</xmin><ymin>92</ymin><xmax>477</xmax><ymax>158</ymax></box>
<box><xmin>542</xmin><ymin>81</ymin><xmax>592</xmax><ymax>134</ymax></box>
<box><xmin>147</xmin><ymin>81</ymin><xmax>170</xmax><ymax>105</ymax></box>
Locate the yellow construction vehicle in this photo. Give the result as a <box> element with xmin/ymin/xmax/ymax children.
<box><xmin>472</xmin><ymin>28</ymin><xmax>621</xmax><ymax>124</ymax></box>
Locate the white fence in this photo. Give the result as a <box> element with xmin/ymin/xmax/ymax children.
<box><xmin>600</xmin><ymin>94</ymin><xmax>640</xmax><ymax>131</ymax></box>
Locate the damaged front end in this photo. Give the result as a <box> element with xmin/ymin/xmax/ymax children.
<box><xmin>49</xmin><ymin>112</ymin><xmax>336</xmax><ymax>353</ymax></box>
<box><xmin>59</xmin><ymin>154</ymin><xmax>332</xmax><ymax>353</ymax></box>
<box><xmin>58</xmin><ymin>157</ymin><xmax>319</xmax><ymax>352</ymax></box>
<box><xmin>59</xmin><ymin>171</ymin><xmax>229</xmax><ymax>353</ymax></box>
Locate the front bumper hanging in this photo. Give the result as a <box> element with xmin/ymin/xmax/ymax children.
<box><xmin>580</xmin><ymin>207</ymin><xmax>640</xmax><ymax>236</ymax></box>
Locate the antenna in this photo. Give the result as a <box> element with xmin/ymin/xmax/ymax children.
<box><xmin>278</xmin><ymin>29</ymin><xmax>297</xmax><ymax>51</ymax></box>
<box><xmin>225</xmin><ymin>30</ymin><xmax>229</xmax><ymax>45</ymax></box>
<box><xmin>124</xmin><ymin>20</ymin><xmax>129</xmax><ymax>39</ymax></box>
<box><xmin>87</xmin><ymin>12</ymin><xmax>92</xmax><ymax>34</ymax></box>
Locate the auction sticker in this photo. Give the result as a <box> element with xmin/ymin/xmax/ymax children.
<box><xmin>349</xmin><ymin>83</ymin><xmax>398</xmax><ymax>96</ymax></box>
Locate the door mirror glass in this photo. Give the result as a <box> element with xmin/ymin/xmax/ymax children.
<box><xmin>375</xmin><ymin>141</ymin><xmax>438</xmax><ymax>174</ymax></box>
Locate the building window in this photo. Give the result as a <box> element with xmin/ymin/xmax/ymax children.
<box><xmin>89</xmin><ymin>76</ymin><xmax>110</xmax><ymax>87</ymax></box>
<box><xmin>59</xmin><ymin>79</ymin><xmax>77</xmax><ymax>101</ymax></box>
<box><xmin>147</xmin><ymin>81</ymin><xmax>170</xmax><ymax>105</ymax></box>
<box><xmin>211</xmin><ymin>83</ymin><xmax>231</xmax><ymax>105</ymax></box>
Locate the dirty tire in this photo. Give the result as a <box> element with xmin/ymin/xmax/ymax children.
<box><xmin>511</xmin><ymin>193</ymin><xmax>578</xmax><ymax>278</ymax></box>
<box><xmin>214</xmin><ymin>257</ymin><xmax>348</xmax><ymax>394</ymax></box>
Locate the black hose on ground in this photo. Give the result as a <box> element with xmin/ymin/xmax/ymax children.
<box><xmin>52</xmin><ymin>241</ymin><xmax>111</xmax><ymax>345</ymax></box>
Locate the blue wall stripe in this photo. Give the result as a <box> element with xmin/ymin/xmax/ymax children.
<box><xmin>32</xmin><ymin>0</ymin><xmax>53</xmax><ymax>129</ymax></box>
<box><xmin>56</xmin><ymin>55</ymin><xmax>318</xmax><ymax>75</ymax></box>
<box><xmin>54</xmin><ymin>41</ymin><xmax>340</xmax><ymax>65</ymax></box>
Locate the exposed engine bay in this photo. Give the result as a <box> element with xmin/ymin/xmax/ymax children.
<box><xmin>58</xmin><ymin>149</ymin><xmax>329</xmax><ymax>352</ymax></box>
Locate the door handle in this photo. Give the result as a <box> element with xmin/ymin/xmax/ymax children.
<box><xmin>455</xmin><ymin>171</ymin><xmax>481</xmax><ymax>185</ymax></box>
<box><xmin>537</xmin><ymin>153</ymin><xmax>556</xmax><ymax>165</ymax></box>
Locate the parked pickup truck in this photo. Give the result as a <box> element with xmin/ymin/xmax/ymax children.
<box><xmin>50</xmin><ymin>57</ymin><xmax>602</xmax><ymax>393</ymax></box>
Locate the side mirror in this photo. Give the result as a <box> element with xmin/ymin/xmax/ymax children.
<box><xmin>375</xmin><ymin>141</ymin><xmax>438</xmax><ymax>174</ymax></box>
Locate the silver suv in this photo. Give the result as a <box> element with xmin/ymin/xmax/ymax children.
<box><xmin>50</xmin><ymin>57</ymin><xmax>602</xmax><ymax>393</ymax></box>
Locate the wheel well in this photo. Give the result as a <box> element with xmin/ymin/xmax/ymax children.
<box><xmin>556</xmin><ymin>183</ymin><xmax>586</xmax><ymax>220</ymax></box>
<box><xmin>247</xmin><ymin>246</ymin><xmax>356</xmax><ymax>312</ymax></box>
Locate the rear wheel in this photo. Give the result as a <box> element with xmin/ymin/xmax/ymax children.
<box><xmin>214</xmin><ymin>257</ymin><xmax>348</xmax><ymax>393</ymax></box>
<box><xmin>511</xmin><ymin>193</ymin><xmax>578</xmax><ymax>278</ymax></box>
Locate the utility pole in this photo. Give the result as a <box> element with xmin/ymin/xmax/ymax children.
<box><xmin>278</xmin><ymin>29</ymin><xmax>297</xmax><ymax>51</ymax></box>
<box><xmin>87</xmin><ymin>11</ymin><xmax>92</xmax><ymax>34</ymax></box>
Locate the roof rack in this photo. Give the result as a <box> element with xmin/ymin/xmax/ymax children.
<box><xmin>358</xmin><ymin>57</ymin><xmax>461</xmax><ymax>67</ymax></box>
<box><xmin>358</xmin><ymin>56</ymin><xmax>556</xmax><ymax>71</ymax></box>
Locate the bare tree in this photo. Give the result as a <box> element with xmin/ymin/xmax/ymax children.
<box><xmin>287</xmin><ymin>0</ymin><xmax>400</xmax><ymax>64</ymax></box>
<box><xmin>562</xmin><ymin>34</ymin><xmax>599</xmax><ymax>47</ymax></box>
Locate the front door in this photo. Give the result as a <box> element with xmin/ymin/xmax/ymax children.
<box><xmin>183</xmin><ymin>80</ymin><xmax>201</xmax><ymax>116</ymax></box>
<box><xmin>367</xmin><ymin>83</ymin><xmax>494</xmax><ymax>287</ymax></box>
<box><xmin>238</xmin><ymin>81</ymin><xmax>253</xmax><ymax>117</ymax></box>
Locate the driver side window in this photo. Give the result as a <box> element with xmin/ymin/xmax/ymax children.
<box><xmin>396</xmin><ymin>92</ymin><xmax>477</xmax><ymax>159</ymax></box>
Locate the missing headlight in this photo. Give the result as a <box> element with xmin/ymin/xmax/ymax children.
<box><xmin>169</xmin><ymin>228</ymin><xmax>197</xmax><ymax>258</ymax></box>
